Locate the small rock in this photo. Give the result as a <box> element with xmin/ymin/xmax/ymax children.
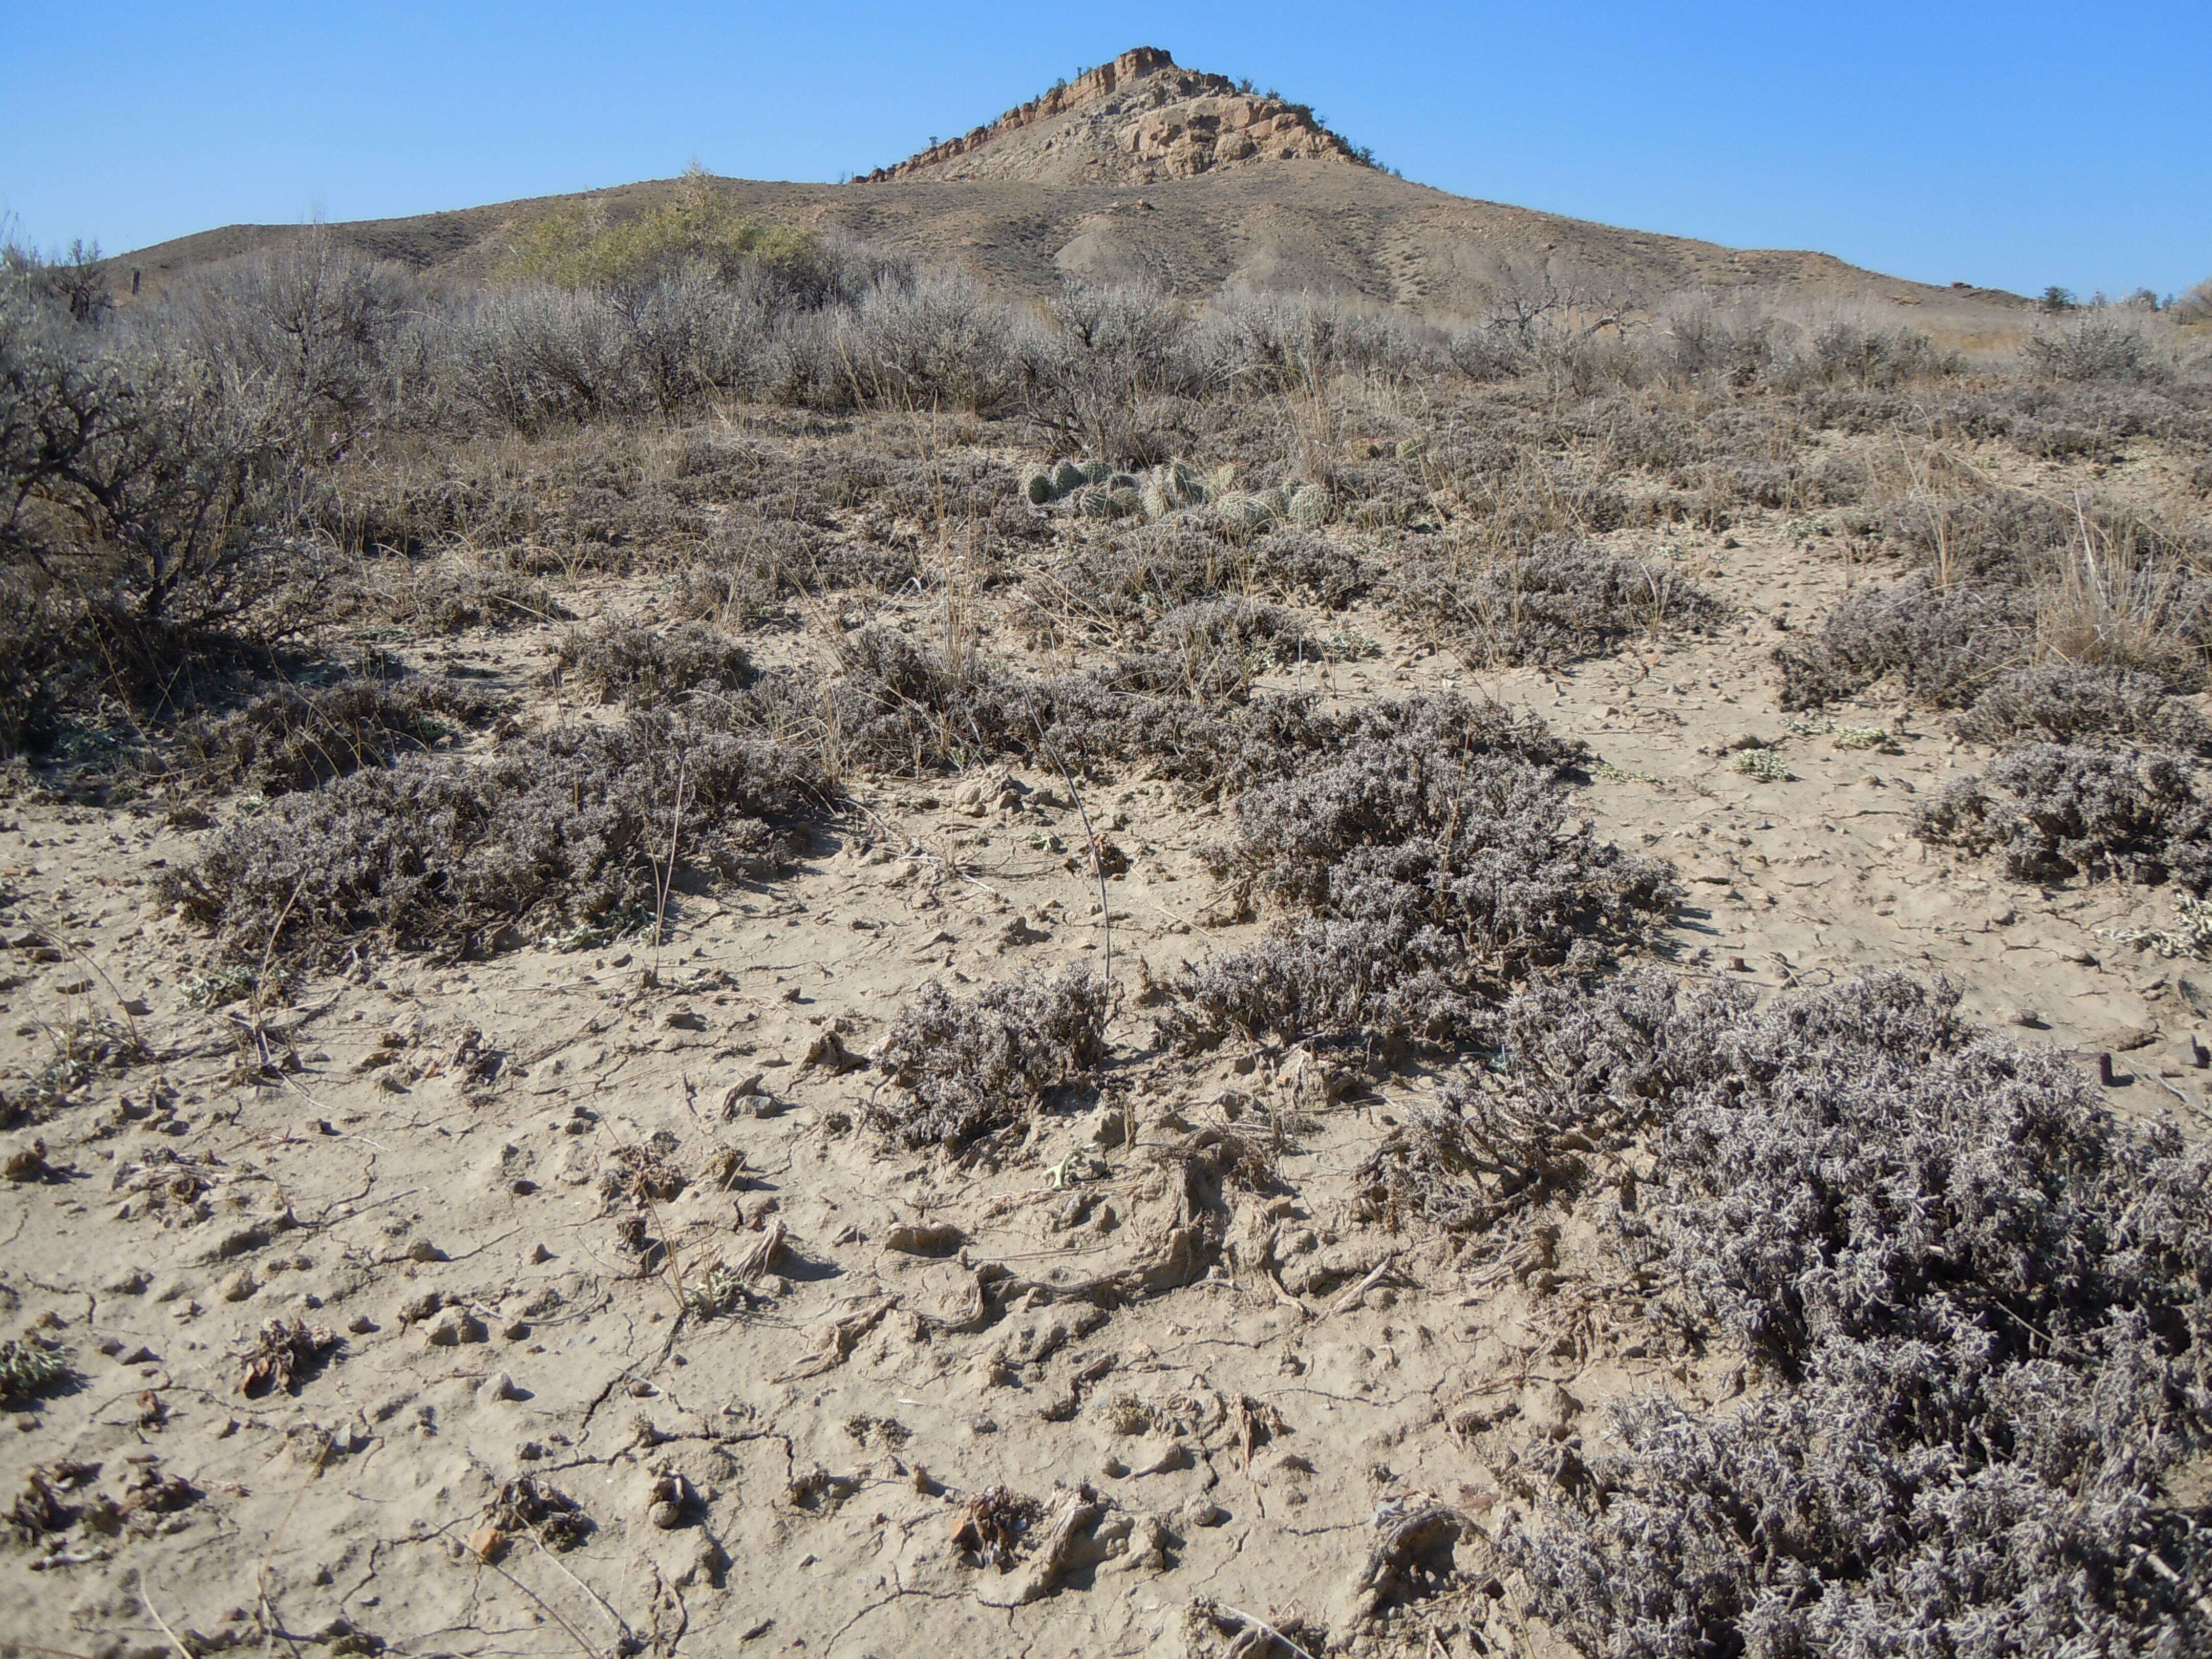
<box><xmin>882</xmin><ymin>1222</ymin><xmax>964</xmax><ymax>1257</ymax></box>
<box><xmin>425</xmin><ymin>1308</ymin><xmax>488</xmax><ymax>1347</ymax></box>
<box><xmin>218</xmin><ymin>1268</ymin><xmax>256</xmax><ymax>1303</ymax></box>
<box><xmin>1083</xmin><ymin>1105</ymin><xmax>1127</xmax><ymax>1149</ymax></box>
<box><xmin>2094</xmin><ymin>1025</ymin><xmax>2158</xmax><ymax>1053</ymax></box>
<box><xmin>397</xmin><ymin>1291</ymin><xmax>443</xmax><ymax>1326</ymax></box>
<box><xmin>2009</xmin><ymin>1008</ymin><xmax>2042</xmax><ymax>1028</ymax></box>
<box><xmin>1726</xmin><ymin>732</ymin><xmax>1774</xmax><ymax>752</ymax></box>
<box><xmin>477</xmin><ymin>1371</ymin><xmax>517</xmax><ymax>1406</ymax></box>
<box><xmin>1179</xmin><ymin>1497</ymin><xmax>1227</xmax><ymax>1528</ymax></box>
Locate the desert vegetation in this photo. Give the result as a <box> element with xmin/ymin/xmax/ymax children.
<box><xmin>4</xmin><ymin>194</ymin><xmax>2211</xmax><ymax>1659</ymax></box>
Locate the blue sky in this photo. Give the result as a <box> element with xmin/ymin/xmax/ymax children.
<box><xmin>4</xmin><ymin>3</ymin><xmax>2205</xmax><ymax>298</ymax></box>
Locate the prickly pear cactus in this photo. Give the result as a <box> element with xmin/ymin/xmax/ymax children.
<box><xmin>1024</xmin><ymin>465</ymin><xmax>1057</xmax><ymax>505</ymax></box>
<box><xmin>1215</xmin><ymin>493</ymin><xmax>1276</xmax><ymax>534</ymax></box>
<box><xmin>1051</xmin><ymin>459</ymin><xmax>1089</xmax><ymax>495</ymax></box>
<box><xmin>1079</xmin><ymin>459</ymin><xmax>1113</xmax><ymax>485</ymax></box>
<box><xmin>1289</xmin><ymin>485</ymin><xmax>1332</xmax><ymax>527</ymax></box>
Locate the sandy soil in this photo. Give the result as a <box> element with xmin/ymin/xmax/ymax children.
<box><xmin>3</xmin><ymin>436</ymin><xmax>2206</xmax><ymax>1659</ymax></box>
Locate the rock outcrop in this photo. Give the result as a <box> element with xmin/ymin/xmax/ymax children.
<box><xmin>857</xmin><ymin>47</ymin><xmax>1366</xmax><ymax>186</ymax></box>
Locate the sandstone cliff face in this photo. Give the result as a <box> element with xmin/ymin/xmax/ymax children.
<box><xmin>857</xmin><ymin>47</ymin><xmax>1365</xmax><ymax>186</ymax></box>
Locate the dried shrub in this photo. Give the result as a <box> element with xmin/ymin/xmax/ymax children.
<box><xmin>163</xmin><ymin>715</ymin><xmax>826</xmax><ymax>961</ymax></box>
<box><xmin>1491</xmin><ymin>972</ymin><xmax>2212</xmax><ymax>1658</ymax></box>
<box><xmin>486</xmin><ymin>1477</ymin><xmax>592</xmax><ymax>1550</ymax></box>
<box><xmin>2023</xmin><ymin>314</ymin><xmax>2169</xmax><ymax>384</ymax></box>
<box><xmin>1351</xmin><ymin>1107</ymin><xmax>1502</xmax><ymax>1232</ymax></box>
<box><xmin>866</xmin><ymin>966</ymin><xmax>1108</xmax><ymax>1155</ymax></box>
<box><xmin>236</xmin><ymin>1317</ymin><xmax>341</xmax><ymax>1397</ymax></box>
<box><xmin>1776</xmin><ymin>580</ymin><xmax>2035</xmax><ymax>710</ymax></box>
<box><xmin>1162</xmin><ymin>714</ymin><xmax>1676</xmax><ymax>1055</ymax></box>
<box><xmin>1950</xmin><ymin>664</ymin><xmax>2212</xmax><ymax>753</ymax></box>
<box><xmin>952</xmin><ymin>1485</ymin><xmax>1045</xmax><ymax>1571</ymax></box>
<box><xmin>601</xmin><ymin>1143</ymin><xmax>687</xmax><ymax>1203</ymax></box>
<box><xmin>552</xmin><ymin>620</ymin><xmax>754</xmax><ymax>705</ymax></box>
<box><xmin>173</xmin><ymin>676</ymin><xmax>503</xmax><ymax>795</ymax></box>
<box><xmin>1386</xmin><ymin>539</ymin><xmax>1724</xmax><ymax>666</ymax></box>
<box><xmin>1911</xmin><ymin>741</ymin><xmax>2212</xmax><ymax>888</ymax></box>
<box><xmin>817</xmin><ymin>624</ymin><xmax>1585</xmax><ymax>810</ymax></box>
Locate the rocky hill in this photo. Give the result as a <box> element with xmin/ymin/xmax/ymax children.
<box><xmin>111</xmin><ymin>47</ymin><xmax>2028</xmax><ymax>330</ymax></box>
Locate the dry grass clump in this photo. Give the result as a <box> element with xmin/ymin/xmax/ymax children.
<box><xmin>1162</xmin><ymin>710</ymin><xmax>1676</xmax><ymax>1056</ymax></box>
<box><xmin>1775</xmin><ymin>580</ymin><xmax>2035</xmax><ymax>710</ymax></box>
<box><xmin>172</xmin><ymin>676</ymin><xmax>504</xmax><ymax>795</ymax></box>
<box><xmin>1911</xmin><ymin>742</ymin><xmax>2212</xmax><ymax>888</ymax></box>
<box><xmin>1950</xmin><ymin>665</ymin><xmax>2212</xmax><ymax>753</ymax></box>
<box><xmin>1013</xmin><ymin>519</ymin><xmax>1366</xmax><ymax>649</ymax></box>
<box><xmin>1095</xmin><ymin>599</ymin><xmax>1315</xmax><ymax>699</ymax></box>
<box><xmin>163</xmin><ymin>715</ymin><xmax>827</xmax><ymax>961</ymax></box>
<box><xmin>365</xmin><ymin>562</ymin><xmax>572</xmax><ymax>634</ymax></box>
<box><xmin>1491</xmin><ymin>972</ymin><xmax>2212</xmax><ymax>1658</ymax></box>
<box><xmin>866</xmin><ymin>965</ymin><xmax>1108</xmax><ymax>1156</ymax></box>
<box><xmin>551</xmin><ymin>620</ymin><xmax>754</xmax><ymax>705</ymax></box>
<box><xmin>1786</xmin><ymin>492</ymin><xmax>2212</xmax><ymax>714</ymax></box>
<box><xmin>674</xmin><ymin>513</ymin><xmax>920</xmax><ymax>627</ymax></box>
<box><xmin>1385</xmin><ymin>539</ymin><xmax>1725</xmax><ymax>667</ymax></box>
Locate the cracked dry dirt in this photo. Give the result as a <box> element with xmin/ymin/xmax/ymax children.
<box><xmin>4</xmin><ymin>427</ymin><xmax>2208</xmax><ymax>1659</ymax></box>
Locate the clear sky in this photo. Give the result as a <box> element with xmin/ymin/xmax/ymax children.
<box><xmin>4</xmin><ymin>2</ymin><xmax>2205</xmax><ymax>299</ymax></box>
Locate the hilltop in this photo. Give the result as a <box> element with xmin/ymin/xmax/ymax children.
<box><xmin>858</xmin><ymin>46</ymin><xmax>1366</xmax><ymax>184</ymax></box>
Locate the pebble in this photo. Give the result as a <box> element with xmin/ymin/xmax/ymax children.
<box><xmin>477</xmin><ymin>1371</ymin><xmax>517</xmax><ymax>1406</ymax></box>
<box><xmin>218</xmin><ymin>1268</ymin><xmax>256</xmax><ymax>1303</ymax></box>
